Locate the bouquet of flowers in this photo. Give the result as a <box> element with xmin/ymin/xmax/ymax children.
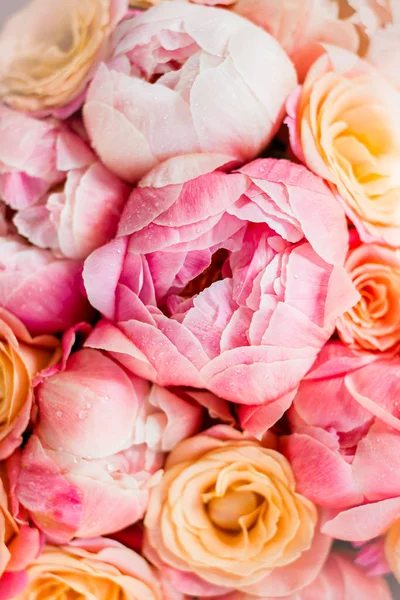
<box><xmin>0</xmin><ymin>0</ymin><xmax>399</xmax><ymax>598</ymax></box>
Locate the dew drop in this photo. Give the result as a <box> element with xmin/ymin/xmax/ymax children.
<box><xmin>78</xmin><ymin>410</ymin><xmax>87</xmax><ymax>420</ymax></box>
<box><xmin>56</xmin><ymin>411</ymin><xmax>63</xmax><ymax>418</ymax></box>
<box><xmin>85</xmin><ymin>402</ymin><xmax>93</xmax><ymax>409</ymax></box>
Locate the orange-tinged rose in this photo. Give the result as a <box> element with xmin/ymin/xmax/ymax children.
<box><xmin>0</xmin><ymin>0</ymin><xmax>127</xmax><ymax>115</ymax></box>
<box><xmin>144</xmin><ymin>426</ymin><xmax>330</xmax><ymax>596</ymax></box>
<box><xmin>337</xmin><ymin>243</ymin><xmax>400</xmax><ymax>352</ymax></box>
<box><xmin>385</xmin><ymin>519</ymin><xmax>400</xmax><ymax>582</ymax></box>
<box><xmin>15</xmin><ymin>538</ymin><xmax>165</xmax><ymax>600</ymax></box>
<box><xmin>287</xmin><ymin>46</ymin><xmax>400</xmax><ymax>247</ymax></box>
<box><xmin>0</xmin><ymin>309</ymin><xmax>59</xmax><ymax>459</ymax></box>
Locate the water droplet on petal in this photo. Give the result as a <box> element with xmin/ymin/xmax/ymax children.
<box><xmin>56</xmin><ymin>411</ymin><xmax>63</xmax><ymax>418</ymax></box>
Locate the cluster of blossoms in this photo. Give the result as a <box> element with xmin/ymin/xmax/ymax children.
<box><xmin>0</xmin><ymin>0</ymin><xmax>399</xmax><ymax>598</ymax></box>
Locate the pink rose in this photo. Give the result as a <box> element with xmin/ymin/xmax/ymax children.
<box><xmin>286</xmin><ymin>46</ymin><xmax>400</xmax><ymax>247</ymax></box>
<box><xmin>0</xmin><ymin>107</ymin><xmax>93</xmax><ymax>211</ymax></box>
<box><xmin>281</xmin><ymin>341</ymin><xmax>400</xmax><ymax>544</ymax></box>
<box><xmin>15</xmin><ymin>347</ymin><xmax>207</xmax><ymax>541</ymax></box>
<box><xmin>0</xmin><ymin>236</ymin><xmax>93</xmax><ymax>335</ymax></box>
<box><xmin>13</xmin><ymin>537</ymin><xmax>176</xmax><ymax>600</ymax></box>
<box><xmin>15</xmin><ymin>161</ymin><xmax>131</xmax><ymax>260</ymax></box>
<box><xmin>144</xmin><ymin>425</ymin><xmax>331</xmax><ymax>597</ymax></box>
<box><xmin>0</xmin><ymin>0</ymin><xmax>128</xmax><ymax>116</ymax></box>
<box><xmin>84</xmin><ymin>155</ymin><xmax>357</xmax><ymax>433</ymax></box>
<box><xmin>337</xmin><ymin>243</ymin><xmax>400</xmax><ymax>352</ymax></box>
<box><xmin>83</xmin><ymin>2</ymin><xmax>297</xmax><ymax>183</ymax></box>
<box><xmin>233</xmin><ymin>0</ymin><xmax>359</xmax><ymax>80</ymax></box>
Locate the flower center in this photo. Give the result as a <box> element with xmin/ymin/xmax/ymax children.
<box><xmin>180</xmin><ymin>248</ymin><xmax>230</xmax><ymax>299</ymax></box>
<box><xmin>206</xmin><ymin>490</ymin><xmax>260</xmax><ymax>532</ymax></box>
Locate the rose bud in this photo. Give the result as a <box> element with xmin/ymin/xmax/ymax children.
<box><xmin>84</xmin><ymin>1</ymin><xmax>297</xmax><ymax>182</ymax></box>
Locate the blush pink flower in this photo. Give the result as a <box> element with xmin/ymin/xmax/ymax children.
<box><xmin>286</xmin><ymin>45</ymin><xmax>400</xmax><ymax>247</ymax></box>
<box><xmin>15</xmin><ymin>346</ymin><xmax>208</xmax><ymax>542</ymax></box>
<box><xmin>84</xmin><ymin>155</ymin><xmax>357</xmax><ymax>433</ymax></box>
<box><xmin>0</xmin><ymin>236</ymin><xmax>93</xmax><ymax>335</ymax></box>
<box><xmin>280</xmin><ymin>340</ymin><xmax>400</xmax><ymax>545</ymax></box>
<box><xmin>0</xmin><ymin>107</ymin><xmax>93</xmax><ymax>211</ymax></box>
<box><xmin>337</xmin><ymin>243</ymin><xmax>400</xmax><ymax>352</ymax></box>
<box><xmin>83</xmin><ymin>2</ymin><xmax>297</xmax><ymax>183</ymax></box>
<box><xmin>0</xmin><ymin>0</ymin><xmax>128</xmax><ymax>116</ymax></box>
<box><xmin>15</xmin><ymin>161</ymin><xmax>131</xmax><ymax>260</ymax></box>
<box><xmin>144</xmin><ymin>425</ymin><xmax>331</xmax><ymax>597</ymax></box>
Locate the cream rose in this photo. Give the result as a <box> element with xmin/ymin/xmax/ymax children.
<box><xmin>144</xmin><ymin>426</ymin><xmax>330</xmax><ymax>596</ymax></box>
<box><xmin>337</xmin><ymin>243</ymin><xmax>400</xmax><ymax>351</ymax></box>
<box><xmin>0</xmin><ymin>0</ymin><xmax>127</xmax><ymax>114</ymax></box>
<box><xmin>15</xmin><ymin>538</ymin><xmax>164</xmax><ymax>600</ymax></box>
<box><xmin>287</xmin><ymin>46</ymin><xmax>400</xmax><ymax>246</ymax></box>
<box><xmin>0</xmin><ymin>309</ymin><xmax>59</xmax><ymax>459</ymax></box>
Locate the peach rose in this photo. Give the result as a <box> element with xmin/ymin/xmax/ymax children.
<box><xmin>144</xmin><ymin>426</ymin><xmax>331</xmax><ymax>597</ymax></box>
<box><xmin>337</xmin><ymin>243</ymin><xmax>400</xmax><ymax>352</ymax></box>
<box><xmin>0</xmin><ymin>309</ymin><xmax>59</xmax><ymax>460</ymax></box>
<box><xmin>0</xmin><ymin>0</ymin><xmax>128</xmax><ymax>115</ymax></box>
<box><xmin>0</xmin><ymin>465</ymin><xmax>41</xmax><ymax>599</ymax></box>
<box><xmin>286</xmin><ymin>46</ymin><xmax>400</xmax><ymax>246</ymax></box>
<box><xmin>385</xmin><ymin>519</ymin><xmax>400</xmax><ymax>582</ymax></box>
<box><xmin>13</xmin><ymin>538</ymin><xmax>172</xmax><ymax>600</ymax></box>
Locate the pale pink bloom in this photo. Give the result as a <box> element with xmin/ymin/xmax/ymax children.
<box><xmin>14</xmin><ymin>346</ymin><xmax>207</xmax><ymax>542</ymax></box>
<box><xmin>15</xmin><ymin>161</ymin><xmax>131</xmax><ymax>260</ymax></box>
<box><xmin>233</xmin><ymin>0</ymin><xmax>359</xmax><ymax>80</ymax></box>
<box><xmin>35</xmin><ymin>348</ymin><xmax>204</xmax><ymax>458</ymax></box>
<box><xmin>221</xmin><ymin>551</ymin><xmax>391</xmax><ymax>599</ymax></box>
<box><xmin>0</xmin><ymin>236</ymin><xmax>93</xmax><ymax>335</ymax></box>
<box><xmin>0</xmin><ymin>0</ymin><xmax>129</xmax><ymax>116</ymax></box>
<box><xmin>281</xmin><ymin>341</ymin><xmax>400</xmax><ymax>544</ymax></box>
<box><xmin>337</xmin><ymin>243</ymin><xmax>400</xmax><ymax>352</ymax></box>
<box><xmin>286</xmin><ymin>45</ymin><xmax>400</xmax><ymax>247</ymax></box>
<box><xmin>84</xmin><ymin>155</ymin><xmax>357</xmax><ymax>435</ymax></box>
<box><xmin>0</xmin><ymin>107</ymin><xmax>93</xmax><ymax>211</ymax></box>
<box><xmin>15</xmin><ymin>434</ymin><xmax>162</xmax><ymax>543</ymax></box>
<box><xmin>84</xmin><ymin>2</ymin><xmax>297</xmax><ymax>183</ymax></box>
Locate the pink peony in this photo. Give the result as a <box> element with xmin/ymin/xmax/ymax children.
<box><xmin>281</xmin><ymin>341</ymin><xmax>400</xmax><ymax>543</ymax></box>
<box><xmin>83</xmin><ymin>2</ymin><xmax>297</xmax><ymax>183</ymax></box>
<box><xmin>0</xmin><ymin>236</ymin><xmax>93</xmax><ymax>335</ymax></box>
<box><xmin>14</xmin><ymin>346</ymin><xmax>208</xmax><ymax>542</ymax></box>
<box><xmin>84</xmin><ymin>155</ymin><xmax>358</xmax><ymax>433</ymax></box>
<box><xmin>14</xmin><ymin>161</ymin><xmax>131</xmax><ymax>260</ymax></box>
<box><xmin>0</xmin><ymin>107</ymin><xmax>94</xmax><ymax>211</ymax></box>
